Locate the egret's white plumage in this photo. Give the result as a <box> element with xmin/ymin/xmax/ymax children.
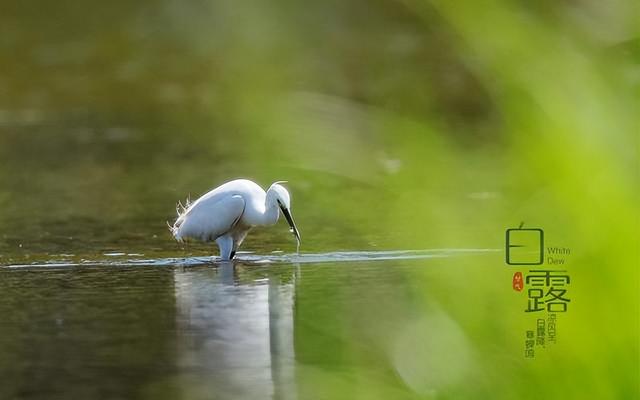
<box><xmin>170</xmin><ymin>179</ymin><xmax>300</xmax><ymax>260</ymax></box>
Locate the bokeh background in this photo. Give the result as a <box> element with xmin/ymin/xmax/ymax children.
<box><xmin>0</xmin><ymin>0</ymin><xmax>637</xmax><ymax>399</ymax></box>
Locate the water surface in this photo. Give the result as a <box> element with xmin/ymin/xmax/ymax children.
<box><xmin>0</xmin><ymin>249</ymin><xmax>499</xmax><ymax>400</ymax></box>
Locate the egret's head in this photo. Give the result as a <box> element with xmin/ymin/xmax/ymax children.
<box><xmin>267</xmin><ymin>181</ymin><xmax>291</xmax><ymax>210</ymax></box>
<box><xmin>266</xmin><ymin>181</ymin><xmax>300</xmax><ymax>243</ymax></box>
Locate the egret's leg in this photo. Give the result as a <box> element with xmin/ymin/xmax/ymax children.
<box><xmin>230</xmin><ymin>229</ymin><xmax>249</xmax><ymax>260</ymax></box>
<box><xmin>215</xmin><ymin>235</ymin><xmax>234</xmax><ymax>260</ymax></box>
<box><xmin>229</xmin><ymin>239</ymin><xmax>240</xmax><ymax>260</ymax></box>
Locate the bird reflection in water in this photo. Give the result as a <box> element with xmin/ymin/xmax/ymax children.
<box><xmin>173</xmin><ymin>262</ymin><xmax>298</xmax><ymax>399</ymax></box>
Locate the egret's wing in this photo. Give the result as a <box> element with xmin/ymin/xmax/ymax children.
<box><xmin>172</xmin><ymin>194</ymin><xmax>245</xmax><ymax>242</ymax></box>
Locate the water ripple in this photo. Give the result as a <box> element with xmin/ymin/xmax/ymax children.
<box><xmin>2</xmin><ymin>248</ymin><xmax>500</xmax><ymax>269</ymax></box>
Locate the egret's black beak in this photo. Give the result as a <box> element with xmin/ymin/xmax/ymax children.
<box><xmin>278</xmin><ymin>203</ymin><xmax>301</xmax><ymax>244</ymax></box>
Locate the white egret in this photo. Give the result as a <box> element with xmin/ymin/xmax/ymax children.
<box><xmin>170</xmin><ymin>179</ymin><xmax>301</xmax><ymax>260</ymax></box>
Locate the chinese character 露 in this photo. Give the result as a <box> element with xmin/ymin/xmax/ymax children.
<box><xmin>525</xmin><ymin>270</ymin><xmax>571</xmax><ymax>312</ymax></box>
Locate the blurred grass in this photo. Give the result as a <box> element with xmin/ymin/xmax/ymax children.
<box><xmin>0</xmin><ymin>0</ymin><xmax>637</xmax><ymax>399</ymax></box>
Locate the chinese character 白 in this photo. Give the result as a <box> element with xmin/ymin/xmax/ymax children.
<box><xmin>536</xmin><ymin>319</ymin><xmax>545</xmax><ymax>346</ymax></box>
<box><xmin>547</xmin><ymin>314</ymin><xmax>557</xmax><ymax>343</ymax></box>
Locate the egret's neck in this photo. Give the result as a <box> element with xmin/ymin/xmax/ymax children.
<box><xmin>260</xmin><ymin>203</ymin><xmax>279</xmax><ymax>226</ymax></box>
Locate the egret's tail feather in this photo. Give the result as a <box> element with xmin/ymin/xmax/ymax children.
<box><xmin>173</xmin><ymin>198</ymin><xmax>191</xmax><ymax>241</ymax></box>
<box><xmin>166</xmin><ymin>220</ymin><xmax>180</xmax><ymax>241</ymax></box>
<box><xmin>176</xmin><ymin>200</ymin><xmax>187</xmax><ymax>215</ymax></box>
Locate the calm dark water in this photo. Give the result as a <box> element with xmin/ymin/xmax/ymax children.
<box><xmin>0</xmin><ymin>251</ymin><xmax>495</xmax><ymax>400</ymax></box>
